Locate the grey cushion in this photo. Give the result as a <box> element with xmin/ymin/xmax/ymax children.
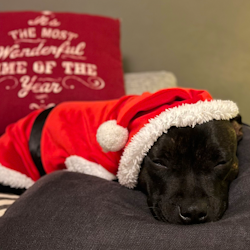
<box><xmin>124</xmin><ymin>71</ymin><xmax>177</xmax><ymax>95</ymax></box>
<box><xmin>1</xmin><ymin>125</ymin><xmax>250</xmax><ymax>249</ymax></box>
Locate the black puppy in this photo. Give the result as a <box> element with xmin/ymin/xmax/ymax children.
<box><xmin>137</xmin><ymin>117</ymin><xmax>243</xmax><ymax>224</ymax></box>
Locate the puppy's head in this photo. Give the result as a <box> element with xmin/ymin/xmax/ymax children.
<box><xmin>137</xmin><ymin>117</ymin><xmax>243</xmax><ymax>224</ymax></box>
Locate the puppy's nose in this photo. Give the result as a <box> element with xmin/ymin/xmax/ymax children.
<box><xmin>178</xmin><ymin>202</ymin><xmax>208</xmax><ymax>224</ymax></box>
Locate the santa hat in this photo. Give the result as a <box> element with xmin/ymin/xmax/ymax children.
<box><xmin>96</xmin><ymin>88</ymin><xmax>239</xmax><ymax>188</ymax></box>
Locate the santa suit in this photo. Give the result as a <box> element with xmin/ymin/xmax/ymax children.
<box><xmin>0</xmin><ymin>97</ymin><xmax>130</xmax><ymax>188</ymax></box>
<box><xmin>0</xmin><ymin>88</ymin><xmax>239</xmax><ymax>189</ymax></box>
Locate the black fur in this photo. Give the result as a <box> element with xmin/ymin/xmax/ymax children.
<box><xmin>137</xmin><ymin>118</ymin><xmax>243</xmax><ymax>224</ymax></box>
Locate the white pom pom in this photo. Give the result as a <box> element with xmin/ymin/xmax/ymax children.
<box><xmin>96</xmin><ymin>120</ymin><xmax>129</xmax><ymax>152</ymax></box>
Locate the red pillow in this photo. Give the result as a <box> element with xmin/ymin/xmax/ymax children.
<box><xmin>0</xmin><ymin>11</ymin><xmax>125</xmax><ymax>135</ymax></box>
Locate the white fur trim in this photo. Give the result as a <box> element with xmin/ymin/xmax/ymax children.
<box><xmin>0</xmin><ymin>164</ymin><xmax>34</xmax><ymax>189</ymax></box>
<box><xmin>65</xmin><ymin>155</ymin><xmax>117</xmax><ymax>181</ymax></box>
<box><xmin>96</xmin><ymin>120</ymin><xmax>129</xmax><ymax>152</ymax></box>
<box><xmin>117</xmin><ymin>100</ymin><xmax>239</xmax><ymax>188</ymax></box>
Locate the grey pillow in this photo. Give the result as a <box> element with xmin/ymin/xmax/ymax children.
<box><xmin>1</xmin><ymin>126</ymin><xmax>250</xmax><ymax>250</ymax></box>
<box><xmin>124</xmin><ymin>71</ymin><xmax>177</xmax><ymax>95</ymax></box>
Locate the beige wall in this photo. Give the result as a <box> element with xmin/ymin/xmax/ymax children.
<box><xmin>1</xmin><ymin>0</ymin><xmax>250</xmax><ymax>123</ymax></box>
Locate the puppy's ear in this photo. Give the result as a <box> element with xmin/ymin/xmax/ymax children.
<box><xmin>231</xmin><ymin>115</ymin><xmax>243</xmax><ymax>142</ymax></box>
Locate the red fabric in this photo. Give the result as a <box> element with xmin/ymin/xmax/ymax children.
<box><xmin>0</xmin><ymin>11</ymin><xmax>125</xmax><ymax>135</ymax></box>
<box><xmin>41</xmin><ymin>101</ymin><xmax>123</xmax><ymax>175</ymax></box>
<box><xmin>0</xmin><ymin>109</ymin><xmax>43</xmax><ymax>180</ymax></box>
<box><xmin>117</xmin><ymin>88</ymin><xmax>212</xmax><ymax>127</ymax></box>
<box><xmin>116</xmin><ymin>88</ymin><xmax>212</xmax><ymax>145</ymax></box>
<box><xmin>0</xmin><ymin>87</ymin><xmax>212</xmax><ymax>183</ymax></box>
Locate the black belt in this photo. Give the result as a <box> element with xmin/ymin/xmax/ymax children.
<box><xmin>29</xmin><ymin>107</ymin><xmax>54</xmax><ymax>177</ymax></box>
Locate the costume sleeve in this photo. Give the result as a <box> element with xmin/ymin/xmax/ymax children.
<box><xmin>65</xmin><ymin>155</ymin><xmax>117</xmax><ymax>181</ymax></box>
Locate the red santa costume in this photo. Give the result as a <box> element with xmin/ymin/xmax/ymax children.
<box><xmin>0</xmin><ymin>88</ymin><xmax>239</xmax><ymax>189</ymax></box>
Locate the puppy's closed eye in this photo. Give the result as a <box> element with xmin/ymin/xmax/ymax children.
<box><xmin>214</xmin><ymin>159</ymin><xmax>234</xmax><ymax>180</ymax></box>
<box><xmin>152</xmin><ymin>159</ymin><xmax>168</xmax><ymax>168</ymax></box>
<box><xmin>214</xmin><ymin>159</ymin><xmax>232</xmax><ymax>169</ymax></box>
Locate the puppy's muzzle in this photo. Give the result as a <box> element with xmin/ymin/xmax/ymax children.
<box><xmin>178</xmin><ymin>200</ymin><xmax>208</xmax><ymax>224</ymax></box>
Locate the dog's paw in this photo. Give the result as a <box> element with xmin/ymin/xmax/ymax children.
<box><xmin>65</xmin><ymin>155</ymin><xmax>117</xmax><ymax>181</ymax></box>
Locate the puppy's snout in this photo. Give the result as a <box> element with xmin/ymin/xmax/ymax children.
<box><xmin>178</xmin><ymin>201</ymin><xmax>208</xmax><ymax>224</ymax></box>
